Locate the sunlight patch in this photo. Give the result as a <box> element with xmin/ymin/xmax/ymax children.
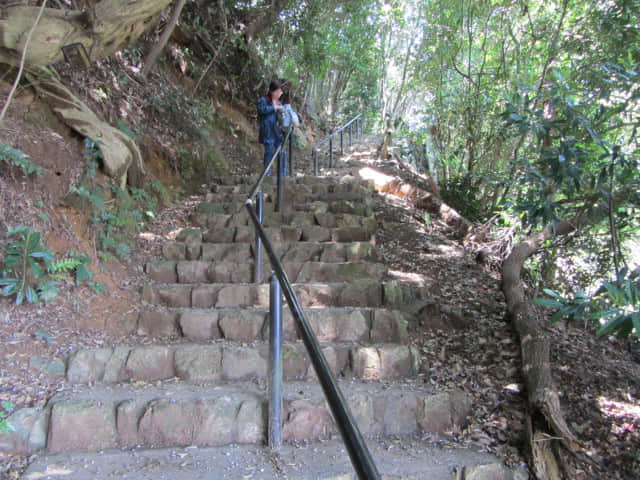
<box><xmin>388</xmin><ymin>269</ymin><xmax>428</xmax><ymax>286</ymax></box>
<box><xmin>597</xmin><ymin>396</ymin><xmax>640</xmax><ymax>419</ymax></box>
<box><xmin>25</xmin><ymin>465</ymin><xmax>74</xmax><ymax>479</ymax></box>
<box><xmin>358</xmin><ymin>166</ymin><xmax>394</xmax><ymax>188</ymax></box>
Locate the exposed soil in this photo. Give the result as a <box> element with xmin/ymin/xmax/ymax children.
<box><xmin>1</xmin><ymin>61</ymin><xmax>639</xmax><ymax>480</ymax></box>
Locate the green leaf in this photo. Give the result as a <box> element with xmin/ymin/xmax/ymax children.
<box><xmin>38</xmin><ymin>281</ymin><xmax>59</xmax><ymax>303</ymax></box>
<box><xmin>533</xmin><ymin>297</ymin><xmax>563</xmax><ymax>309</ymax></box>
<box><xmin>75</xmin><ymin>264</ymin><xmax>92</xmax><ymax>283</ymax></box>
<box><xmin>24</xmin><ymin>285</ymin><xmax>39</xmax><ymax>304</ymax></box>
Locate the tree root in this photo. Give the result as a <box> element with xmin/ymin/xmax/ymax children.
<box><xmin>26</xmin><ymin>67</ymin><xmax>145</xmax><ymax>188</ymax></box>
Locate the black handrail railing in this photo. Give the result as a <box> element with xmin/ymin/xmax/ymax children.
<box><xmin>245</xmin><ymin>119</ymin><xmax>381</xmax><ymax>480</ymax></box>
<box><xmin>312</xmin><ymin>114</ymin><xmax>364</xmax><ymax>174</ymax></box>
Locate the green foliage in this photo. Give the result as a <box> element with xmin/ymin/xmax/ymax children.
<box><xmin>0</xmin><ymin>226</ymin><xmax>93</xmax><ymax>305</ymax></box>
<box><xmin>0</xmin><ymin>226</ymin><xmax>56</xmax><ymax>305</ymax></box>
<box><xmin>535</xmin><ymin>267</ymin><xmax>640</xmax><ymax>338</ymax></box>
<box><xmin>71</xmin><ymin>138</ymin><xmax>170</xmax><ymax>262</ymax></box>
<box><xmin>440</xmin><ymin>174</ymin><xmax>487</xmax><ymax>222</ymax></box>
<box><xmin>0</xmin><ymin>400</ymin><xmax>15</xmax><ymax>434</ymax></box>
<box><xmin>0</xmin><ymin>143</ymin><xmax>42</xmax><ymax>176</ymax></box>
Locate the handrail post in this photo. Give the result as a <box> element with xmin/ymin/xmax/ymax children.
<box><xmin>268</xmin><ymin>274</ymin><xmax>283</xmax><ymax>449</ymax></box>
<box><xmin>313</xmin><ymin>149</ymin><xmax>318</xmax><ymax>176</ymax></box>
<box><xmin>349</xmin><ymin>123</ymin><xmax>353</xmax><ymax>146</ymax></box>
<box><xmin>253</xmin><ymin>191</ymin><xmax>264</xmax><ymax>283</ymax></box>
<box><xmin>329</xmin><ymin>137</ymin><xmax>333</xmax><ymax>169</ymax></box>
<box><xmin>288</xmin><ymin>128</ymin><xmax>294</xmax><ymax>176</ymax></box>
<box><xmin>276</xmin><ymin>150</ymin><xmax>283</xmax><ymax>212</ymax></box>
<box><xmin>340</xmin><ymin>130</ymin><xmax>344</xmax><ymax>155</ymax></box>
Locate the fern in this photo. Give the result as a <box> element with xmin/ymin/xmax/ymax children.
<box><xmin>0</xmin><ymin>143</ymin><xmax>42</xmax><ymax>176</ymax></box>
<box><xmin>0</xmin><ymin>228</ymin><xmax>93</xmax><ymax>304</ymax></box>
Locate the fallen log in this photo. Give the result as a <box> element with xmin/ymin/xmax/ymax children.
<box><xmin>502</xmin><ymin>221</ymin><xmax>581</xmax><ymax>479</ymax></box>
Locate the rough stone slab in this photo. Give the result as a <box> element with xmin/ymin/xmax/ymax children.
<box><xmin>162</xmin><ymin>242</ymin><xmax>186</xmax><ymax>260</ymax></box>
<box><xmin>145</xmin><ymin>261</ymin><xmax>177</xmax><ymax>283</ymax></box>
<box><xmin>137</xmin><ymin>308</ymin><xmax>180</xmax><ymax>337</ymax></box>
<box><xmin>179</xmin><ymin>310</ymin><xmax>221</xmax><ymax>340</ymax></box>
<box><xmin>218</xmin><ymin>310</ymin><xmax>265</xmax><ymax>341</ymax></box>
<box><xmin>174</xmin><ymin>345</ymin><xmax>222</xmax><ymax>381</ymax></box>
<box><xmin>142</xmin><ymin>285</ymin><xmax>192</xmax><ymax>308</ymax></box>
<box><xmin>175</xmin><ymin>228</ymin><xmax>203</xmax><ymax>244</ymax></box>
<box><xmin>0</xmin><ymin>408</ymin><xmax>48</xmax><ymax>454</ymax></box>
<box><xmin>300</xmin><ymin>225</ymin><xmax>332</xmax><ymax>242</ymax></box>
<box><xmin>221</xmin><ymin>345</ymin><xmax>268</xmax><ymax>380</ymax></box>
<box><xmin>133</xmin><ymin>306</ymin><xmax>409</xmax><ymax>343</ymax></box>
<box><xmin>122</xmin><ymin>346</ymin><xmax>175</xmax><ymax>382</ymax></box>
<box><xmin>333</xmin><ymin>226</ymin><xmax>373</xmax><ymax>242</ymax></box>
<box><xmin>370</xmin><ymin>310</ymin><xmax>409</xmax><ymax>343</ymax></box>
<box><xmin>64</xmin><ymin>340</ymin><xmax>421</xmax><ymax>385</ymax></box>
<box><xmin>47</xmin><ymin>400</ymin><xmax>117</xmax><ymax>454</ymax></box>
<box><xmin>177</xmin><ymin>261</ymin><xmax>210</xmax><ymax>283</ymax></box>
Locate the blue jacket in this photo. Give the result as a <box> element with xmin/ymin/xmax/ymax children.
<box><xmin>258</xmin><ymin>95</ymin><xmax>283</xmax><ymax>145</ymax></box>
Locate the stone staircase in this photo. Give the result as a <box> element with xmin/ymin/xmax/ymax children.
<box><xmin>8</xmin><ymin>151</ymin><xmax>527</xmax><ymax>479</ymax></box>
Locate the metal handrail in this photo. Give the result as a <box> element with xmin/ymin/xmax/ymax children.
<box><xmin>312</xmin><ymin>114</ymin><xmax>364</xmax><ymax>174</ymax></box>
<box><xmin>245</xmin><ymin>120</ymin><xmax>381</xmax><ymax>480</ymax></box>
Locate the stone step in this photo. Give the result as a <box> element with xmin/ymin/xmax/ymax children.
<box><xmin>163</xmin><ymin>240</ymin><xmax>376</xmax><ymax>262</ymax></box>
<box><xmin>175</xmin><ymin>223</ymin><xmax>374</xmax><ymax>243</ymax></box>
<box><xmin>204</xmin><ymin>187</ymin><xmax>374</xmax><ymax>207</ymax></box>
<box><xmin>22</xmin><ymin>439</ymin><xmax>523</xmax><ymax>480</ymax></box>
<box><xmin>145</xmin><ymin>260</ymin><xmax>387</xmax><ymax>284</ymax></box>
<box><xmin>141</xmin><ymin>280</ymin><xmax>427</xmax><ymax>310</ymax></box>
<box><xmin>23</xmin><ymin>380</ymin><xmax>471</xmax><ymax>454</ymax></box>
<box><xmin>208</xmin><ymin>174</ymin><xmax>371</xmax><ymax>189</ymax></box>
<box><xmin>64</xmin><ymin>342</ymin><xmax>420</xmax><ymax>384</ymax></box>
<box><xmin>190</xmin><ymin>206</ymin><xmax>375</xmax><ymax>230</ymax></box>
<box><xmin>192</xmin><ymin>200</ymin><xmax>374</xmax><ymax>218</ymax></box>
<box><xmin>137</xmin><ymin>306</ymin><xmax>409</xmax><ymax>344</ymax></box>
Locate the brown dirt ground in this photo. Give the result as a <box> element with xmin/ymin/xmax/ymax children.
<box><xmin>0</xmin><ymin>67</ymin><xmax>639</xmax><ymax>480</ymax></box>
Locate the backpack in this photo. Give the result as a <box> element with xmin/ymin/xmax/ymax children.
<box><xmin>276</xmin><ymin>108</ymin><xmax>288</xmax><ymax>131</ymax></box>
<box><xmin>279</xmin><ymin>105</ymin><xmax>299</xmax><ymax>132</ymax></box>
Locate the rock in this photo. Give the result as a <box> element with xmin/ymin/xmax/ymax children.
<box><xmin>138</xmin><ymin>399</ymin><xmax>196</xmax><ymax>446</ymax></box>
<box><xmin>179</xmin><ymin>310</ymin><xmax>220</xmax><ymax>340</ymax></box>
<box><xmin>0</xmin><ymin>408</ymin><xmax>47</xmax><ymax>454</ymax></box>
<box><xmin>236</xmin><ymin>398</ymin><xmax>265</xmax><ymax>443</ymax></box>
<box><xmin>219</xmin><ymin>310</ymin><xmax>265</xmax><ymax>341</ymax></box>
<box><xmin>177</xmin><ymin>261</ymin><xmax>209</xmax><ymax>283</ymax></box>
<box><xmin>66</xmin><ymin>348</ymin><xmax>112</xmax><ymax>383</ymax></box>
<box><xmin>48</xmin><ymin>400</ymin><xmax>117</xmax><ymax>453</ymax></box>
<box><xmin>175</xmin><ymin>227</ymin><xmax>203</xmax><ymax>244</ymax></box>
<box><xmin>122</xmin><ymin>346</ymin><xmax>174</xmax><ymax>382</ymax></box>
<box><xmin>174</xmin><ymin>345</ymin><xmax>222</xmax><ymax>381</ymax></box>
<box><xmin>145</xmin><ymin>261</ymin><xmax>177</xmax><ymax>283</ymax></box>
<box><xmin>383</xmin><ymin>392</ymin><xmax>418</xmax><ymax>435</ymax></box>
<box><xmin>221</xmin><ymin>345</ymin><xmax>267</xmax><ymax>380</ymax></box>
<box><xmin>137</xmin><ymin>308</ymin><xmax>180</xmax><ymax>337</ymax></box>
<box><xmin>283</xmin><ymin>400</ymin><xmax>333</xmax><ymax>441</ymax></box>
<box><xmin>193</xmin><ymin>397</ymin><xmax>237</xmax><ymax>445</ymax></box>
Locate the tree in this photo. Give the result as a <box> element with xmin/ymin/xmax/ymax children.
<box><xmin>141</xmin><ymin>0</ymin><xmax>188</xmax><ymax>78</ymax></box>
<box><xmin>0</xmin><ymin>0</ymin><xmax>174</xmax><ymax>187</ymax></box>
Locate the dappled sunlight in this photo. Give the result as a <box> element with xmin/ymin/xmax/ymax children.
<box><xmin>138</xmin><ymin>228</ymin><xmax>182</xmax><ymax>242</ymax></box>
<box><xmin>387</xmin><ymin>269</ymin><xmax>428</xmax><ymax>286</ymax></box>
<box><xmin>358</xmin><ymin>166</ymin><xmax>395</xmax><ymax>188</ymax></box>
<box><xmin>597</xmin><ymin>396</ymin><xmax>640</xmax><ymax>420</ymax></box>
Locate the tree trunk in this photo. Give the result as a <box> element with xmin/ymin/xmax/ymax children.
<box><xmin>141</xmin><ymin>0</ymin><xmax>188</xmax><ymax>78</ymax></box>
<box><xmin>0</xmin><ymin>0</ymin><xmax>172</xmax><ymax>67</ymax></box>
<box><xmin>502</xmin><ymin>221</ymin><xmax>582</xmax><ymax>479</ymax></box>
